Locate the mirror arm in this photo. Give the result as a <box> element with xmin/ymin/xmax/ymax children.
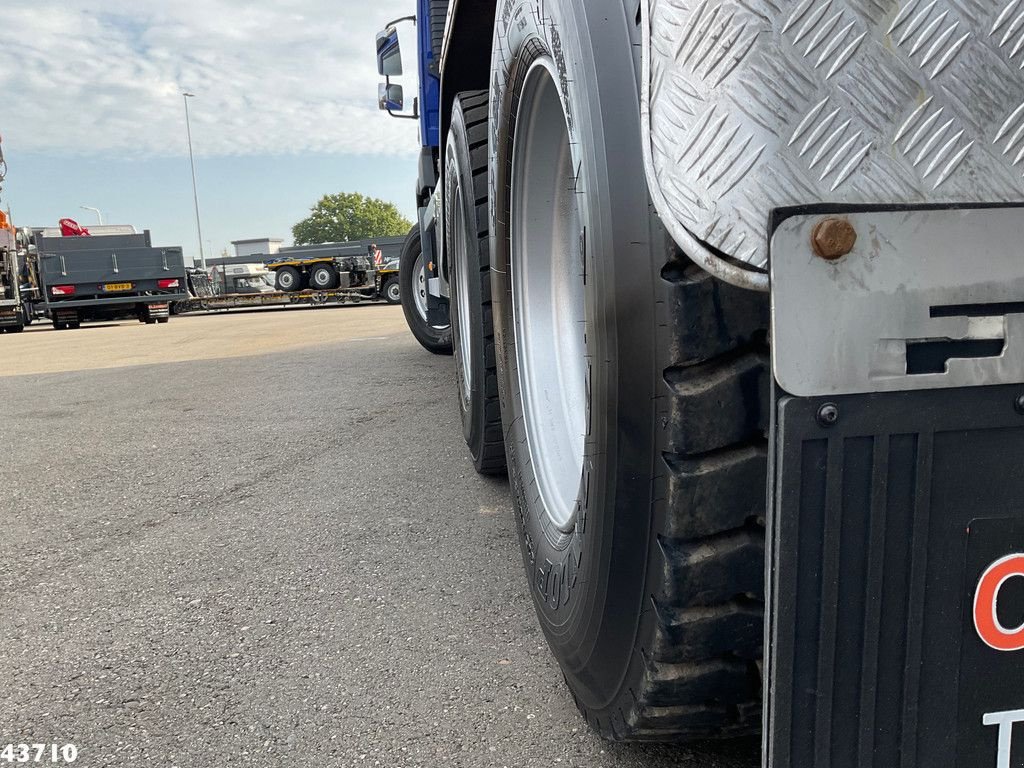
<box><xmin>386</xmin><ymin>97</ymin><xmax>420</xmax><ymax>121</ymax></box>
<box><xmin>384</xmin><ymin>15</ymin><xmax>416</xmax><ymax>27</ymax></box>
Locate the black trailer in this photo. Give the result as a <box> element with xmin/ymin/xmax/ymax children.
<box><xmin>34</xmin><ymin>231</ymin><xmax>187</xmax><ymax>329</ymax></box>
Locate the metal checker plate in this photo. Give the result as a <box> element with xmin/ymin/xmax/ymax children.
<box><xmin>644</xmin><ymin>0</ymin><xmax>1024</xmax><ymax>271</ymax></box>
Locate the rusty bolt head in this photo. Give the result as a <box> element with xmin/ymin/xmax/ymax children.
<box><xmin>811</xmin><ymin>218</ymin><xmax>857</xmax><ymax>261</ymax></box>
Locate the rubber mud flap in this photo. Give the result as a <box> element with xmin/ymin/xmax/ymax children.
<box><xmin>766</xmin><ymin>383</ymin><xmax>1024</xmax><ymax>768</ymax></box>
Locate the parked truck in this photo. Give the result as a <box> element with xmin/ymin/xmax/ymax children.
<box><xmin>0</xmin><ymin>135</ymin><xmax>25</xmax><ymax>333</ymax></box>
<box><xmin>33</xmin><ymin>229</ymin><xmax>187</xmax><ymax>329</ymax></box>
<box><xmin>0</xmin><ymin>215</ymin><xmax>24</xmax><ymax>333</ymax></box>
<box><xmin>376</xmin><ymin>1</ymin><xmax>1024</xmax><ymax>762</ymax></box>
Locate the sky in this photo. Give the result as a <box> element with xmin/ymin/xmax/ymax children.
<box><xmin>0</xmin><ymin>1</ymin><xmax>421</xmax><ymax>264</ymax></box>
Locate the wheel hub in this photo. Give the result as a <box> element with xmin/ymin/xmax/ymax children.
<box><xmin>412</xmin><ymin>252</ymin><xmax>429</xmax><ymax>322</ymax></box>
<box><xmin>509</xmin><ymin>59</ymin><xmax>587</xmax><ymax>532</ymax></box>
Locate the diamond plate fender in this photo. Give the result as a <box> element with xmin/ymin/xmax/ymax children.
<box><xmin>641</xmin><ymin>0</ymin><xmax>1024</xmax><ymax>290</ymax></box>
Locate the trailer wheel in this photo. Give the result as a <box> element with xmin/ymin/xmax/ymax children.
<box><xmin>399</xmin><ymin>226</ymin><xmax>452</xmax><ymax>355</ymax></box>
<box><xmin>156</xmin><ymin>317</ymin><xmax>169</xmax><ymax>324</ymax></box>
<box><xmin>52</xmin><ymin>320</ymin><xmax>66</xmax><ymax>331</ymax></box>
<box><xmin>446</xmin><ymin>91</ymin><xmax>506</xmax><ymax>475</ymax></box>
<box><xmin>275</xmin><ymin>266</ymin><xmax>302</xmax><ymax>292</ymax></box>
<box><xmin>382</xmin><ymin>277</ymin><xmax>401</xmax><ymax>305</ymax></box>
<box><xmin>490</xmin><ymin>0</ymin><xmax>769</xmax><ymax>741</ymax></box>
<box><xmin>309</xmin><ymin>264</ymin><xmax>338</xmax><ymax>290</ymax></box>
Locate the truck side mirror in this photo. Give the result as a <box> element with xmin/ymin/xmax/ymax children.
<box><xmin>376</xmin><ymin>27</ymin><xmax>403</xmax><ymax>76</ymax></box>
<box><xmin>378</xmin><ymin>82</ymin><xmax>405</xmax><ymax>112</ymax></box>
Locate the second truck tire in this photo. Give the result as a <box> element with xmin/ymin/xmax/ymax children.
<box><xmin>399</xmin><ymin>225</ymin><xmax>452</xmax><ymax>355</ymax></box>
<box><xmin>489</xmin><ymin>0</ymin><xmax>770</xmax><ymax>741</ymax></box>
<box><xmin>444</xmin><ymin>91</ymin><xmax>506</xmax><ymax>476</ymax></box>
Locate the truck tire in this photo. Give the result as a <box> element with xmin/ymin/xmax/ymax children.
<box><xmin>309</xmin><ymin>264</ymin><xmax>338</xmax><ymax>291</ymax></box>
<box><xmin>382</xmin><ymin>277</ymin><xmax>401</xmax><ymax>305</ymax></box>
<box><xmin>446</xmin><ymin>91</ymin><xmax>506</xmax><ymax>475</ymax></box>
<box><xmin>399</xmin><ymin>225</ymin><xmax>452</xmax><ymax>355</ymax></box>
<box><xmin>275</xmin><ymin>266</ymin><xmax>302</xmax><ymax>292</ymax></box>
<box><xmin>490</xmin><ymin>0</ymin><xmax>769</xmax><ymax>741</ymax></box>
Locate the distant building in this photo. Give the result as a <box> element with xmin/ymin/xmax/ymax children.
<box><xmin>232</xmin><ymin>238</ymin><xmax>283</xmax><ymax>260</ymax></box>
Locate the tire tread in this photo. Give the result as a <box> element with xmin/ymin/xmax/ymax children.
<box><xmin>453</xmin><ymin>91</ymin><xmax>506</xmax><ymax>474</ymax></box>
<box><xmin>608</xmin><ymin>245</ymin><xmax>769</xmax><ymax>740</ymax></box>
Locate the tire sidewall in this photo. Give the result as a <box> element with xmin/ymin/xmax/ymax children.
<box><xmin>490</xmin><ymin>0</ymin><xmax>659</xmax><ymax>711</ymax></box>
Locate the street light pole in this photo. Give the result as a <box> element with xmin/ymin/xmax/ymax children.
<box><xmin>182</xmin><ymin>92</ymin><xmax>206</xmax><ymax>271</ymax></box>
<box><xmin>80</xmin><ymin>205</ymin><xmax>103</xmax><ymax>225</ymax></box>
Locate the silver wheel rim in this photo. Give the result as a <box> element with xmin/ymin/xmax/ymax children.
<box><xmin>313</xmin><ymin>269</ymin><xmax>330</xmax><ymax>288</ymax></box>
<box><xmin>412</xmin><ymin>252</ymin><xmax>429</xmax><ymax>321</ymax></box>
<box><xmin>452</xmin><ymin>181</ymin><xmax>473</xmax><ymax>404</ymax></box>
<box><xmin>387</xmin><ymin>281</ymin><xmax>401</xmax><ymax>302</ymax></box>
<box><xmin>280</xmin><ymin>271</ymin><xmax>294</xmax><ymax>289</ymax></box>
<box><xmin>510</xmin><ymin>58</ymin><xmax>586</xmax><ymax>532</ymax></box>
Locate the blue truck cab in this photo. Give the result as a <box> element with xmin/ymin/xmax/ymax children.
<box><xmin>375</xmin><ymin>2</ymin><xmax>451</xmax><ymax>352</ymax></box>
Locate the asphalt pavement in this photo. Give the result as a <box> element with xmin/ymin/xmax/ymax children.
<box><xmin>0</xmin><ymin>307</ymin><xmax>759</xmax><ymax>767</ymax></box>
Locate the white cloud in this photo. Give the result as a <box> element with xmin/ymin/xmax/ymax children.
<box><xmin>0</xmin><ymin>1</ymin><xmax>421</xmax><ymax>158</ymax></box>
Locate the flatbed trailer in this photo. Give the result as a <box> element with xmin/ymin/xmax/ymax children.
<box><xmin>173</xmin><ymin>285</ymin><xmax>381</xmax><ymax>313</ymax></box>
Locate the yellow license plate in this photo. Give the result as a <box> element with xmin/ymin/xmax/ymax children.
<box><xmin>103</xmin><ymin>282</ymin><xmax>133</xmax><ymax>292</ymax></box>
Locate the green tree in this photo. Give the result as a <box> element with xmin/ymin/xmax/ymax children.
<box><xmin>291</xmin><ymin>192</ymin><xmax>412</xmax><ymax>245</ymax></box>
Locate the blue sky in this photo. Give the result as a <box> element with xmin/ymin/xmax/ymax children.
<box><xmin>0</xmin><ymin>1</ymin><xmax>421</xmax><ymax>264</ymax></box>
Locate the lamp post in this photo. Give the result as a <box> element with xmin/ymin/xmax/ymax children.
<box><xmin>79</xmin><ymin>205</ymin><xmax>103</xmax><ymax>225</ymax></box>
<box><xmin>182</xmin><ymin>92</ymin><xmax>206</xmax><ymax>271</ymax></box>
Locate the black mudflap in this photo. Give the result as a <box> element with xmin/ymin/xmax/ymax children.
<box><xmin>766</xmin><ymin>383</ymin><xmax>1024</xmax><ymax>768</ymax></box>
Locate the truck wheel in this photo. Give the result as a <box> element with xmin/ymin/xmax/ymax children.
<box><xmin>446</xmin><ymin>91</ymin><xmax>506</xmax><ymax>475</ymax></box>
<box><xmin>309</xmin><ymin>264</ymin><xmax>338</xmax><ymax>291</ymax></box>
<box><xmin>156</xmin><ymin>317</ymin><xmax>169</xmax><ymax>324</ymax></box>
<box><xmin>382</xmin><ymin>277</ymin><xmax>401</xmax><ymax>305</ymax></box>
<box><xmin>490</xmin><ymin>0</ymin><xmax>769</xmax><ymax>741</ymax></box>
<box><xmin>399</xmin><ymin>226</ymin><xmax>452</xmax><ymax>355</ymax></box>
<box><xmin>275</xmin><ymin>266</ymin><xmax>302</xmax><ymax>292</ymax></box>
